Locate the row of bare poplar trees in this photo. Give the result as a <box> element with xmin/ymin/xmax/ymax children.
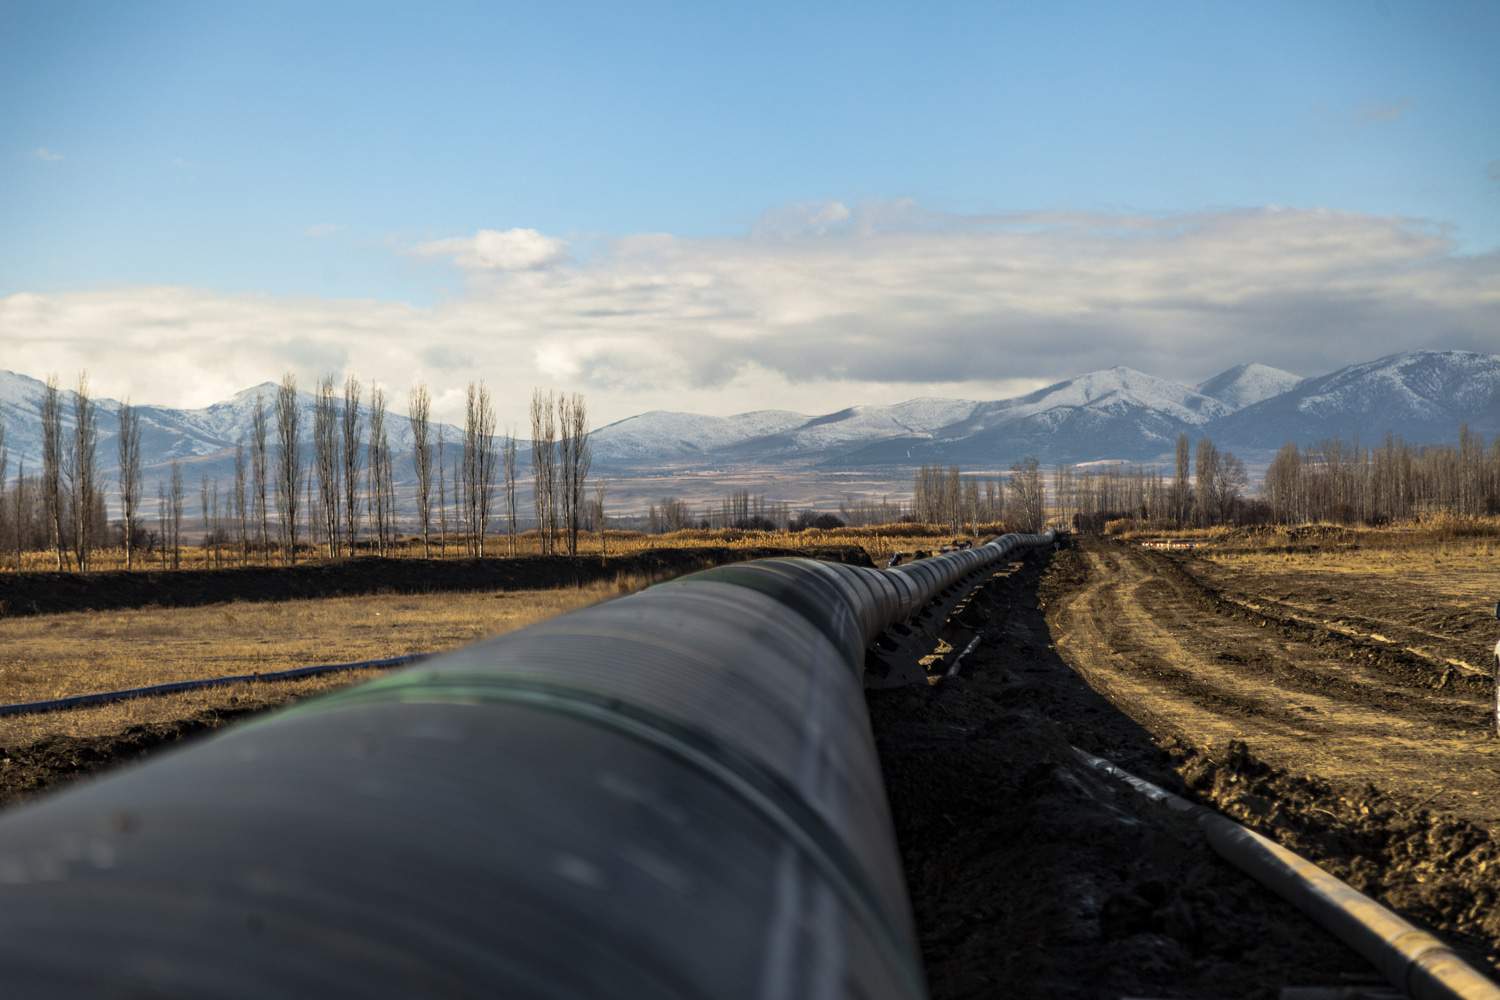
<box><xmin>1052</xmin><ymin>434</ymin><xmax>1250</xmax><ymax>531</ymax></box>
<box><xmin>0</xmin><ymin>375</ymin><xmax>136</xmax><ymax>572</ymax></box>
<box><xmin>215</xmin><ymin>378</ymin><xmax>596</xmax><ymax>565</ymax></box>
<box><xmin>1263</xmin><ymin>427</ymin><xmax>1500</xmax><ymax>524</ymax></box>
<box><xmin>910</xmin><ymin>460</ymin><xmax>1046</xmax><ymax>532</ymax></box>
<box><xmin>0</xmin><ymin>375</ymin><xmax>600</xmax><ymax>572</ymax></box>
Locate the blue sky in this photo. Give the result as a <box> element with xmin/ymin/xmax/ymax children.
<box><xmin>2</xmin><ymin>1</ymin><xmax>1497</xmax><ymax>420</ymax></box>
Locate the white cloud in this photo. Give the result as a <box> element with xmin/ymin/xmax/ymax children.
<box><xmin>414</xmin><ymin>227</ymin><xmax>568</xmax><ymax>271</ymax></box>
<box><xmin>32</xmin><ymin>147</ymin><xmax>63</xmax><ymax>162</ymax></box>
<box><xmin>304</xmin><ymin>223</ymin><xmax>342</xmax><ymax>238</ymax></box>
<box><xmin>2</xmin><ymin>204</ymin><xmax>1496</xmax><ymax>427</ymax></box>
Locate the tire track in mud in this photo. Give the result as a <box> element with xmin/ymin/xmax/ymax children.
<box><xmin>1212</xmin><ymin>590</ymin><xmax>1490</xmax><ymax>678</ymax></box>
<box><xmin>1049</xmin><ymin>539</ymin><xmax>1500</xmax><ymax>830</ymax></box>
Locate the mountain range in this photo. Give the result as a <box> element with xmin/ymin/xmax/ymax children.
<box><xmin>0</xmin><ymin>351</ymin><xmax>1497</xmax><ymax>487</ymax></box>
<box><xmin>591</xmin><ymin>350</ymin><xmax>1500</xmax><ymax>469</ymax></box>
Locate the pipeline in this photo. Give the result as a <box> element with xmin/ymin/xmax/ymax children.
<box><xmin>1074</xmin><ymin>748</ymin><xmax>1500</xmax><ymax>1000</ymax></box>
<box><xmin>0</xmin><ymin>530</ymin><xmax>1055</xmax><ymax>998</ymax></box>
<box><xmin>0</xmin><ymin>654</ymin><xmax>424</xmax><ymax>718</ymax></box>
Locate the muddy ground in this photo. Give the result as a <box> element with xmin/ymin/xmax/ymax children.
<box><xmin>1042</xmin><ymin>538</ymin><xmax>1500</xmax><ymax>976</ymax></box>
<box><xmin>868</xmin><ymin>550</ymin><xmax>1384</xmax><ymax>999</ymax></box>
<box><xmin>1190</xmin><ymin>553</ymin><xmax>1498</xmax><ymax>685</ymax></box>
<box><xmin>0</xmin><ymin>690</ymin><xmax>306</xmax><ymax>808</ymax></box>
<box><xmin>0</xmin><ymin>544</ymin><xmax>873</xmax><ymax>618</ymax></box>
<box><xmin>3</xmin><ymin>539</ymin><xmax>1496</xmax><ymax>996</ymax></box>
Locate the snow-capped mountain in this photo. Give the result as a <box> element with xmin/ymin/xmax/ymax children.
<box><xmin>0</xmin><ymin>373</ymin><xmax>459</xmax><ymax>479</ymax></box>
<box><xmin>833</xmin><ymin>367</ymin><xmax>1231</xmax><ymax>466</ymax></box>
<box><xmin>1195</xmin><ymin>363</ymin><xmax>1303</xmax><ymax>410</ymax></box>
<box><xmin>1</xmin><ymin>351</ymin><xmax>1494</xmax><ymax>484</ymax></box>
<box><xmin>720</xmin><ymin>398</ymin><xmax>983</xmax><ymax>462</ymax></box>
<box><xmin>1208</xmin><ymin>351</ymin><xmax>1500</xmax><ymax>449</ymax></box>
<box><xmin>591</xmin><ymin>409</ymin><xmax>806</xmax><ymax>463</ymax></box>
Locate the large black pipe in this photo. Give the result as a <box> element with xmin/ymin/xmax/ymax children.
<box><xmin>0</xmin><ymin>531</ymin><xmax>1054</xmax><ymax>998</ymax></box>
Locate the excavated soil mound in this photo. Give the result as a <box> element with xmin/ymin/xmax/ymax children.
<box><xmin>0</xmin><ymin>704</ymin><xmax>265</xmax><ymax>808</ymax></box>
<box><xmin>1172</xmin><ymin>738</ymin><xmax>1500</xmax><ymax>973</ymax></box>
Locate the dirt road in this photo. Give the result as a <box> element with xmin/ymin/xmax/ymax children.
<box><xmin>870</xmin><ymin>552</ymin><xmax>1375</xmax><ymax>999</ymax></box>
<box><xmin>1045</xmin><ymin>538</ymin><xmax>1500</xmax><ymax>972</ymax></box>
<box><xmin>1050</xmin><ymin>540</ymin><xmax>1500</xmax><ymax>826</ymax></box>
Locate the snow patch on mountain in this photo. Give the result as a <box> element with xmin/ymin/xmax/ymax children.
<box><xmin>1195</xmin><ymin>363</ymin><xmax>1302</xmax><ymax>410</ymax></box>
<box><xmin>952</xmin><ymin>367</ymin><xmax>1230</xmax><ymax>435</ymax></box>
<box><xmin>780</xmin><ymin>398</ymin><xmax>980</xmax><ymax>451</ymax></box>
<box><xmin>592</xmin><ymin>409</ymin><xmax>807</xmax><ymax>462</ymax></box>
<box><xmin>1209</xmin><ymin>350</ymin><xmax>1500</xmax><ymax>448</ymax></box>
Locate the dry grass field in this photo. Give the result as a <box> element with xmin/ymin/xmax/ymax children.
<box><xmin>4</xmin><ymin>522</ymin><xmax>1004</xmax><ymax>573</ymax></box>
<box><xmin>0</xmin><ymin>521</ymin><xmax>995</xmax><ymax>747</ymax></box>
<box><xmin>0</xmin><ymin>581</ymin><xmax>632</xmax><ymax>746</ymax></box>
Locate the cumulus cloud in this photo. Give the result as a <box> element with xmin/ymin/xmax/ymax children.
<box><xmin>304</xmin><ymin>222</ymin><xmax>342</xmax><ymax>238</ymax></box>
<box><xmin>414</xmin><ymin>227</ymin><xmax>569</xmax><ymax>271</ymax></box>
<box><xmin>2</xmin><ymin>204</ymin><xmax>1496</xmax><ymax>425</ymax></box>
<box><xmin>32</xmin><ymin>147</ymin><xmax>63</xmax><ymax>162</ymax></box>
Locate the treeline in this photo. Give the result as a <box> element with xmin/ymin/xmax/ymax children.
<box><xmin>645</xmin><ymin>493</ymin><xmax>797</xmax><ymax>533</ymax></box>
<box><xmin>911</xmin><ymin>460</ymin><xmax>1046</xmax><ymax>533</ymax></box>
<box><xmin>1059</xmin><ymin>427</ymin><xmax>1500</xmax><ymax>532</ymax></box>
<box><xmin>1263</xmin><ymin>427</ymin><xmax>1500</xmax><ymax>523</ymax></box>
<box><xmin>0</xmin><ymin>372</ymin><xmax>602</xmax><ymax>572</ymax></box>
<box><xmin>0</xmin><ymin>375</ymin><xmax>114</xmax><ymax>571</ymax></box>
<box><xmin>641</xmin><ymin>459</ymin><xmax>1050</xmax><ymax>536</ymax></box>
<box><xmin>1055</xmin><ymin>435</ymin><xmax>1249</xmax><ymax>531</ymax></box>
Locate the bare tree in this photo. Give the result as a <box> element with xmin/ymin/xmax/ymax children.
<box><xmin>502</xmin><ymin>429</ymin><xmax>518</xmax><ymax>556</ymax></box>
<box><xmin>233</xmin><ymin>441</ymin><xmax>248</xmax><ymax>565</ymax></box>
<box><xmin>436</xmin><ymin>426</ymin><xmax>448</xmax><ymax>556</ymax></box>
<box><xmin>12</xmin><ymin>458</ymin><xmax>24</xmax><ymax>571</ymax></box>
<box><xmin>305</xmin><ymin>461</ymin><xmax>319</xmax><ymax>555</ymax></box>
<box><xmin>251</xmin><ymin>393</ymin><xmax>270</xmax><ymax>559</ymax></box>
<box><xmin>1172</xmin><ymin>433</ymin><xmax>1191</xmax><ymax>527</ymax></box>
<box><xmin>1215</xmin><ymin>450</ymin><xmax>1247</xmax><ymax>524</ymax></box>
<box><xmin>1194</xmin><ymin>438</ymin><xmax>1219</xmax><ymax>528</ymax></box>
<box><xmin>40</xmin><ymin>375</ymin><xmax>66</xmax><ymax>570</ymax></box>
<box><xmin>1007</xmin><ymin>456</ymin><xmax>1046</xmax><ymax>533</ymax></box>
<box><xmin>169</xmin><ymin>461</ymin><xmax>185</xmax><ymax>569</ymax></box>
<box><xmin>461</xmin><ymin>382</ymin><xmax>498</xmax><ymax>557</ymax></box>
<box><xmin>593</xmin><ymin>477</ymin><xmax>608</xmax><ymax>555</ymax></box>
<box><xmin>117</xmin><ymin>401</ymin><xmax>143</xmax><ymax>568</ymax></box>
<box><xmin>274</xmin><ymin>373</ymin><xmax>302</xmax><ymax>564</ymax></box>
<box><xmin>367</xmin><ymin>386</ymin><xmax>390</xmax><ymax>555</ymax></box>
<box><xmin>200</xmin><ymin>474</ymin><xmax>214</xmax><ymax>567</ymax></box>
<box><xmin>558</xmin><ymin>393</ymin><xmax>592</xmax><ymax>556</ymax></box>
<box><xmin>341</xmin><ymin>375</ymin><xmax>363</xmax><ymax>555</ymax></box>
<box><xmin>157</xmin><ymin>479</ymin><xmax>168</xmax><ymax>568</ymax></box>
<box><xmin>409</xmin><ymin>384</ymin><xmax>433</xmax><ymax>557</ymax></box>
<box><xmin>529</xmin><ymin>389</ymin><xmax>557</xmax><ymax>555</ymax></box>
<box><xmin>313</xmin><ymin>375</ymin><xmax>342</xmax><ymax>558</ymax></box>
<box><xmin>66</xmin><ymin>373</ymin><xmax>99</xmax><ymax>571</ymax></box>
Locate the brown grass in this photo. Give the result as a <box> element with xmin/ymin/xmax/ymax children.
<box><xmin>0</xmin><ymin>521</ymin><xmax>1012</xmax><ymax>747</ymax></box>
<box><xmin>3</xmin><ymin>521</ymin><xmax>1007</xmax><ymax>573</ymax></box>
<box><xmin>0</xmin><ymin>580</ymin><xmax>638</xmax><ymax>746</ymax></box>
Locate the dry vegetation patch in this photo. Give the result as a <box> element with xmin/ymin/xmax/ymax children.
<box><xmin>9</xmin><ymin>522</ymin><xmax>1005</xmax><ymax>573</ymax></box>
<box><xmin>0</xmin><ymin>582</ymin><xmax>628</xmax><ymax>747</ymax></box>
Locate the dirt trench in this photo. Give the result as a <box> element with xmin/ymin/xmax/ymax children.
<box><xmin>867</xmin><ymin>550</ymin><xmax>1379</xmax><ymax>999</ymax></box>
<box><xmin>1042</xmin><ymin>538</ymin><xmax>1500</xmax><ymax>974</ymax></box>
